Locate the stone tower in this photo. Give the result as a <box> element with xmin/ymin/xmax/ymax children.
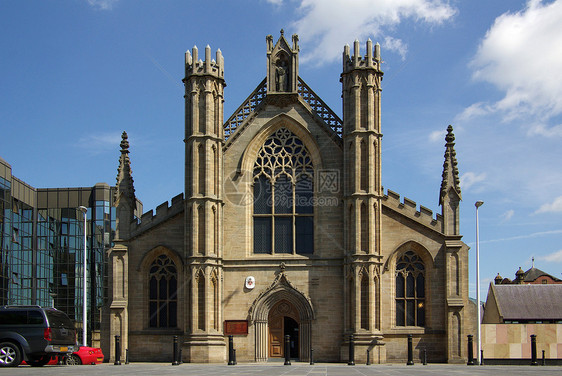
<box><xmin>439</xmin><ymin>125</ymin><xmax>466</xmax><ymax>362</ymax></box>
<box><xmin>183</xmin><ymin>45</ymin><xmax>226</xmax><ymax>361</ymax></box>
<box><xmin>341</xmin><ymin>40</ymin><xmax>385</xmax><ymax>360</ymax></box>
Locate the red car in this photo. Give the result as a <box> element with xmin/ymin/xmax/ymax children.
<box><xmin>64</xmin><ymin>346</ymin><xmax>104</xmax><ymax>365</ymax></box>
<box><xmin>23</xmin><ymin>346</ymin><xmax>104</xmax><ymax>366</ymax></box>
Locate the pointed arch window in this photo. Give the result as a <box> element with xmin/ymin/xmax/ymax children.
<box><xmin>253</xmin><ymin>128</ymin><xmax>314</xmax><ymax>254</ymax></box>
<box><xmin>148</xmin><ymin>255</ymin><xmax>178</xmax><ymax>328</ymax></box>
<box><xmin>360</xmin><ymin>273</ymin><xmax>369</xmax><ymax>330</ymax></box>
<box><xmin>395</xmin><ymin>251</ymin><xmax>425</xmax><ymax>327</ymax></box>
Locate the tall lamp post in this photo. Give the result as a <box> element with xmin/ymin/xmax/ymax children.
<box><xmin>475</xmin><ymin>200</ymin><xmax>484</xmax><ymax>365</ymax></box>
<box><xmin>78</xmin><ymin>206</ymin><xmax>88</xmax><ymax>347</ymax></box>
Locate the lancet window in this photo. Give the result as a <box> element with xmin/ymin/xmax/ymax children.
<box><xmin>395</xmin><ymin>250</ymin><xmax>425</xmax><ymax>327</ymax></box>
<box><xmin>253</xmin><ymin>128</ymin><xmax>314</xmax><ymax>254</ymax></box>
<box><xmin>148</xmin><ymin>254</ymin><xmax>178</xmax><ymax>328</ymax></box>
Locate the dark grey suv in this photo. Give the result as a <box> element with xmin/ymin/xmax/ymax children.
<box><xmin>0</xmin><ymin>306</ymin><xmax>77</xmax><ymax>367</ymax></box>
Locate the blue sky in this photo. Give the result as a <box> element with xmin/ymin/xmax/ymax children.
<box><xmin>2</xmin><ymin>0</ymin><xmax>562</xmax><ymax>299</ymax></box>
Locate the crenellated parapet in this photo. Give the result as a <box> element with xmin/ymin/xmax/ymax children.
<box><xmin>184</xmin><ymin>45</ymin><xmax>224</xmax><ymax>79</ymax></box>
<box><xmin>342</xmin><ymin>39</ymin><xmax>382</xmax><ymax>74</ymax></box>
<box><xmin>131</xmin><ymin>193</ymin><xmax>184</xmax><ymax>235</ymax></box>
<box><xmin>382</xmin><ymin>188</ymin><xmax>443</xmax><ymax>231</ymax></box>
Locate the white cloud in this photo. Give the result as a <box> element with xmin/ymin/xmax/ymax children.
<box><xmin>456</xmin><ymin>102</ymin><xmax>492</xmax><ymax>122</ymax></box>
<box><xmin>468</xmin><ymin>0</ymin><xmax>562</xmax><ymax>127</ymax></box>
<box><xmin>475</xmin><ymin>229</ymin><xmax>562</xmax><ymax>246</ymax></box>
<box><xmin>460</xmin><ymin>171</ymin><xmax>486</xmax><ymax>191</ymax></box>
<box><xmin>78</xmin><ymin>132</ymin><xmax>123</xmax><ymax>155</ymax></box>
<box><xmin>501</xmin><ymin>209</ymin><xmax>514</xmax><ymax>222</ymax></box>
<box><xmin>535</xmin><ymin>196</ymin><xmax>562</xmax><ymax>214</ymax></box>
<box><xmin>290</xmin><ymin>0</ymin><xmax>456</xmax><ymax>65</ymax></box>
<box><xmin>429</xmin><ymin>129</ymin><xmax>445</xmax><ymax>143</ymax></box>
<box><xmin>527</xmin><ymin>123</ymin><xmax>562</xmax><ymax>137</ymax></box>
<box><xmin>383</xmin><ymin>36</ymin><xmax>408</xmax><ymax>61</ymax></box>
<box><xmin>87</xmin><ymin>0</ymin><xmax>118</xmax><ymax>10</ymax></box>
<box><xmin>538</xmin><ymin>249</ymin><xmax>562</xmax><ymax>263</ymax></box>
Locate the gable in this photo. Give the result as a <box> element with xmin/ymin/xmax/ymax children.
<box><xmin>223</xmin><ymin>77</ymin><xmax>342</xmax><ymax>151</ymax></box>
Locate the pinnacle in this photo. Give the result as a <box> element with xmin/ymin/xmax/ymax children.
<box><xmin>120</xmin><ymin>131</ymin><xmax>129</xmax><ymax>152</ymax></box>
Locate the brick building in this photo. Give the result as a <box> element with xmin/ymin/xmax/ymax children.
<box><xmin>494</xmin><ymin>262</ymin><xmax>562</xmax><ymax>285</ymax></box>
<box><xmin>105</xmin><ymin>32</ymin><xmax>473</xmax><ymax>364</ymax></box>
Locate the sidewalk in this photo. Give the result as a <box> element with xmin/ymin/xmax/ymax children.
<box><xmin>3</xmin><ymin>362</ymin><xmax>562</xmax><ymax>376</ymax></box>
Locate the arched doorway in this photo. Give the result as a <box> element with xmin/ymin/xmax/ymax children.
<box><xmin>249</xmin><ymin>271</ymin><xmax>314</xmax><ymax>362</ymax></box>
<box><xmin>268</xmin><ymin>300</ymin><xmax>299</xmax><ymax>358</ymax></box>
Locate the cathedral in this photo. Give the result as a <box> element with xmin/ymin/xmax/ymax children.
<box><xmin>105</xmin><ymin>32</ymin><xmax>473</xmax><ymax>364</ymax></box>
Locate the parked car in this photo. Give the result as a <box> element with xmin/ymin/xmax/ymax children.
<box><xmin>0</xmin><ymin>305</ymin><xmax>77</xmax><ymax>367</ymax></box>
<box><xmin>64</xmin><ymin>346</ymin><xmax>104</xmax><ymax>365</ymax></box>
<box><xmin>22</xmin><ymin>346</ymin><xmax>104</xmax><ymax>366</ymax></box>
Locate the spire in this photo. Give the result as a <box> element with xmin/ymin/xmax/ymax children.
<box><xmin>439</xmin><ymin>125</ymin><xmax>461</xmax><ymax>205</ymax></box>
<box><xmin>115</xmin><ymin>131</ymin><xmax>136</xmax><ymax>205</ymax></box>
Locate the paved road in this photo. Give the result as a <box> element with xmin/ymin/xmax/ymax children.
<box><xmin>2</xmin><ymin>363</ymin><xmax>562</xmax><ymax>376</ymax></box>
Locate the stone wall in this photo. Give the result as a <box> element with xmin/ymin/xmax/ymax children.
<box><xmin>482</xmin><ymin>323</ymin><xmax>562</xmax><ymax>359</ymax></box>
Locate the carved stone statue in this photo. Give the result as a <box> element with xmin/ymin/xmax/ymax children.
<box><xmin>275</xmin><ymin>60</ymin><xmax>288</xmax><ymax>92</ymax></box>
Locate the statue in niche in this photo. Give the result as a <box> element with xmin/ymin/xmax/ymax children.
<box><xmin>275</xmin><ymin>60</ymin><xmax>289</xmax><ymax>92</ymax></box>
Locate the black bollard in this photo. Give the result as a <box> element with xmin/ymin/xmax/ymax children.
<box><xmin>125</xmin><ymin>348</ymin><xmax>129</xmax><ymax>365</ymax></box>
<box><xmin>172</xmin><ymin>335</ymin><xmax>179</xmax><ymax>366</ymax></box>
<box><xmin>347</xmin><ymin>334</ymin><xmax>355</xmax><ymax>366</ymax></box>
<box><xmin>542</xmin><ymin>350</ymin><xmax>546</xmax><ymax>366</ymax></box>
<box><xmin>114</xmin><ymin>335</ymin><xmax>121</xmax><ymax>365</ymax></box>
<box><xmin>531</xmin><ymin>334</ymin><xmax>538</xmax><ymax>366</ymax></box>
<box><xmin>480</xmin><ymin>349</ymin><xmax>484</xmax><ymax>365</ymax></box>
<box><xmin>406</xmin><ymin>334</ymin><xmax>414</xmax><ymax>365</ymax></box>
<box><xmin>467</xmin><ymin>335</ymin><xmax>474</xmax><ymax>365</ymax></box>
<box><xmin>366</xmin><ymin>349</ymin><xmax>370</xmax><ymax>365</ymax></box>
<box><xmin>228</xmin><ymin>335</ymin><xmax>235</xmax><ymax>365</ymax></box>
<box><xmin>310</xmin><ymin>348</ymin><xmax>314</xmax><ymax>365</ymax></box>
<box><xmin>423</xmin><ymin>348</ymin><xmax>427</xmax><ymax>365</ymax></box>
<box><xmin>284</xmin><ymin>335</ymin><xmax>291</xmax><ymax>365</ymax></box>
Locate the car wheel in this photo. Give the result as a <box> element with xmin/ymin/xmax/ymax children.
<box><xmin>0</xmin><ymin>342</ymin><xmax>22</xmax><ymax>367</ymax></box>
<box><xmin>27</xmin><ymin>355</ymin><xmax>51</xmax><ymax>367</ymax></box>
<box><xmin>64</xmin><ymin>354</ymin><xmax>82</xmax><ymax>366</ymax></box>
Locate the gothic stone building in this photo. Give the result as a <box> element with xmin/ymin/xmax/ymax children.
<box><xmin>104</xmin><ymin>33</ymin><xmax>472</xmax><ymax>364</ymax></box>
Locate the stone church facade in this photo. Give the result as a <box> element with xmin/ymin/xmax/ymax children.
<box><xmin>103</xmin><ymin>32</ymin><xmax>472</xmax><ymax>364</ymax></box>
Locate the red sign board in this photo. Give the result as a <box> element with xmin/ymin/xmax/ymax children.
<box><xmin>224</xmin><ymin>320</ymin><xmax>248</xmax><ymax>335</ymax></box>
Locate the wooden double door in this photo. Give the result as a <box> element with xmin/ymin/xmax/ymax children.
<box><xmin>268</xmin><ymin>300</ymin><xmax>300</xmax><ymax>359</ymax></box>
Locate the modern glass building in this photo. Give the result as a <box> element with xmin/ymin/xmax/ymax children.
<box><xmin>0</xmin><ymin>156</ymin><xmax>117</xmax><ymax>347</ymax></box>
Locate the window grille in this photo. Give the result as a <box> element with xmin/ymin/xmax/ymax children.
<box><xmin>395</xmin><ymin>251</ymin><xmax>425</xmax><ymax>327</ymax></box>
<box><xmin>148</xmin><ymin>255</ymin><xmax>177</xmax><ymax>328</ymax></box>
<box><xmin>253</xmin><ymin>128</ymin><xmax>314</xmax><ymax>254</ymax></box>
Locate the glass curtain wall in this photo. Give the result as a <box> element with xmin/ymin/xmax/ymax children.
<box><xmin>0</xmin><ymin>182</ymin><xmax>115</xmax><ymax>346</ymax></box>
<box><xmin>0</xmin><ymin>179</ymin><xmax>34</xmax><ymax>306</ymax></box>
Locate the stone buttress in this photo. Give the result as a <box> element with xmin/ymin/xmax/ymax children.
<box><xmin>439</xmin><ymin>125</ymin><xmax>467</xmax><ymax>362</ymax></box>
<box><xmin>106</xmin><ymin>131</ymin><xmax>135</xmax><ymax>363</ymax></box>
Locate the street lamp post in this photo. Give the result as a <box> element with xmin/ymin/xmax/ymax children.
<box><xmin>78</xmin><ymin>206</ymin><xmax>88</xmax><ymax>347</ymax></box>
<box><xmin>475</xmin><ymin>200</ymin><xmax>484</xmax><ymax>365</ymax></box>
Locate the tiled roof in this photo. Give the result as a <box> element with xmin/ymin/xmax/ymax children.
<box><xmin>524</xmin><ymin>267</ymin><xmax>561</xmax><ymax>282</ymax></box>
<box><xmin>493</xmin><ymin>284</ymin><xmax>562</xmax><ymax>320</ymax></box>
